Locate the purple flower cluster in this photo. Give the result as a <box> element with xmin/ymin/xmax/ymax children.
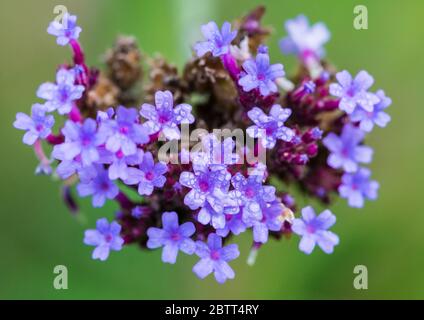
<box><xmin>322</xmin><ymin>67</ymin><xmax>391</xmax><ymax>208</ymax></box>
<box><xmin>14</xmin><ymin>9</ymin><xmax>392</xmax><ymax>284</ymax></box>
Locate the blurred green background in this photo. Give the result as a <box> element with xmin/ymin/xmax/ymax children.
<box><xmin>1</xmin><ymin>0</ymin><xmax>423</xmax><ymax>299</ymax></box>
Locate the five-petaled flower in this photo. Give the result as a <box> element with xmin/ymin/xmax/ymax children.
<box><xmin>14</xmin><ymin>103</ymin><xmax>54</xmax><ymax>145</ymax></box>
<box><xmin>330</xmin><ymin>70</ymin><xmax>380</xmax><ymax>114</ymax></box>
<box><xmin>194</xmin><ymin>21</ymin><xmax>237</xmax><ymax>57</ymax></box>
<box><xmin>98</xmin><ymin>106</ymin><xmax>149</xmax><ymax>156</ymax></box>
<box><xmin>323</xmin><ymin>124</ymin><xmax>373</xmax><ymax>173</ymax></box>
<box><xmin>292</xmin><ymin>206</ymin><xmax>339</xmax><ymax>254</ymax></box>
<box><xmin>77</xmin><ymin>165</ymin><xmax>119</xmax><ymax>207</ymax></box>
<box><xmin>279</xmin><ymin>15</ymin><xmax>330</xmax><ymax>60</ymax></box>
<box><xmin>52</xmin><ymin>118</ymin><xmax>102</xmax><ymax>167</ymax></box>
<box><xmin>140</xmin><ymin>90</ymin><xmax>194</xmax><ymax>140</ymax></box>
<box><xmin>247</xmin><ymin>104</ymin><xmax>295</xmax><ymax>149</ymax></box>
<box><xmin>83</xmin><ymin>218</ymin><xmax>124</xmax><ymax>261</ymax></box>
<box><xmin>238</xmin><ymin>51</ymin><xmax>285</xmax><ymax>96</ymax></box>
<box><xmin>124</xmin><ymin>152</ymin><xmax>168</xmax><ymax>196</ymax></box>
<box><xmin>338</xmin><ymin>167</ymin><xmax>379</xmax><ymax>208</ymax></box>
<box><xmin>350</xmin><ymin>90</ymin><xmax>391</xmax><ymax>132</ymax></box>
<box><xmin>147</xmin><ymin>211</ymin><xmax>196</xmax><ymax>264</ymax></box>
<box><xmin>192</xmin><ymin>233</ymin><xmax>240</xmax><ymax>284</ymax></box>
<box><xmin>37</xmin><ymin>68</ymin><xmax>85</xmax><ymax>114</ymax></box>
<box><xmin>47</xmin><ymin>13</ymin><xmax>82</xmax><ymax>46</ymax></box>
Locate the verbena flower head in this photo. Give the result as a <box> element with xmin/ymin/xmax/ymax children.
<box><xmin>13</xmin><ymin>103</ymin><xmax>54</xmax><ymax>145</ymax></box>
<box><xmin>47</xmin><ymin>13</ymin><xmax>82</xmax><ymax>46</ymax></box>
<box><xmin>124</xmin><ymin>152</ymin><xmax>168</xmax><ymax>196</ymax></box>
<box><xmin>323</xmin><ymin>124</ymin><xmax>373</xmax><ymax>173</ymax></box>
<box><xmin>98</xmin><ymin>106</ymin><xmax>149</xmax><ymax>156</ymax></box>
<box><xmin>330</xmin><ymin>70</ymin><xmax>380</xmax><ymax>114</ymax></box>
<box><xmin>230</xmin><ymin>173</ymin><xmax>276</xmax><ymax>223</ymax></box>
<box><xmin>279</xmin><ymin>15</ymin><xmax>330</xmax><ymax>59</ymax></box>
<box><xmin>193</xmin><ymin>233</ymin><xmax>239</xmax><ymax>284</ymax></box>
<box><xmin>140</xmin><ymin>90</ymin><xmax>194</xmax><ymax>140</ymax></box>
<box><xmin>16</xmin><ymin>8</ymin><xmax>392</xmax><ymax>283</ymax></box>
<box><xmin>84</xmin><ymin>218</ymin><xmax>124</xmax><ymax>261</ymax></box>
<box><xmin>238</xmin><ymin>51</ymin><xmax>285</xmax><ymax>96</ymax></box>
<box><xmin>52</xmin><ymin>118</ymin><xmax>101</xmax><ymax>167</ymax></box>
<box><xmin>350</xmin><ymin>90</ymin><xmax>392</xmax><ymax>132</ymax></box>
<box><xmin>194</xmin><ymin>21</ymin><xmax>237</xmax><ymax>57</ymax></box>
<box><xmin>37</xmin><ymin>68</ymin><xmax>85</xmax><ymax>114</ymax></box>
<box><xmin>292</xmin><ymin>206</ymin><xmax>339</xmax><ymax>254</ymax></box>
<box><xmin>247</xmin><ymin>104</ymin><xmax>294</xmax><ymax>148</ymax></box>
<box><xmin>147</xmin><ymin>211</ymin><xmax>196</xmax><ymax>264</ymax></box>
<box><xmin>338</xmin><ymin>167</ymin><xmax>379</xmax><ymax>208</ymax></box>
<box><xmin>77</xmin><ymin>165</ymin><xmax>119</xmax><ymax>207</ymax></box>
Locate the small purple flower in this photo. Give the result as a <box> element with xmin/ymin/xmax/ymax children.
<box><xmin>215</xmin><ymin>213</ymin><xmax>247</xmax><ymax>237</ymax></box>
<box><xmin>250</xmin><ymin>201</ymin><xmax>285</xmax><ymax>244</ymax></box>
<box><xmin>77</xmin><ymin>165</ymin><xmax>119</xmax><ymax>207</ymax></box>
<box><xmin>292</xmin><ymin>206</ymin><xmax>339</xmax><ymax>254</ymax></box>
<box><xmin>323</xmin><ymin>124</ymin><xmax>373</xmax><ymax>173</ymax></box>
<box><xmin>98</xmin><ymin>106</ymin><xmax>149</xmax><ymax>156</ymax></box>
<box><xmin>350</xmin><ymin>90</ymin><xmax>392</xmax><ymax>132</ymax></box>
<box><xmin>13</xmin><ymin>104</ymin><xmax>54</xmax><ymax>145</ymax></box>
<box><xmin>147</xmin><ymin>211</ymin><xmax>196</xmax><ymax>264</ymax></box>
<box><xmin>36</xmin><ymin>68</ymin><xmax>85</xmax><ymax>115</ymax></box>
<box><xmin>194</xmin><ymin>21</ymin><xmax>237</xmax><ymax>57</ymax></box>
<box><xmin>47</xmin><ymin>13</ymin><xmax>82</xmax><ymax>46</ymax></box>
<box><xmin>330</xmin><ymin>70</ymin><xmax>380</xmax><ymax>114</ymax></box>
<box><xmin>192</xmin><ymin>233</ymin><xmax>239</xmax><ymax>284</ymax></box>
<box><xmin>52</xmin><ymin>119</ymin><xmax>101</xmax><ymax>167</ymax></box>
<box><xmin>230</xmin><ymin>173</ymin><xmax>276</xmax><ymax>223</ymax></box>
<box><xmin>83</xmin><ymin>218</ymin><xmax>124</xmax><ymax>261</ymax></box>
<box><xmin>140</xmin><ymin>90</ymin><xmax>194</xmax><ymax>140</ymax></box>
<box><xmin>98</xmin><ymin>147</ymin><xmax>144</xmax><ymax>181</ymax></box>
<box><xmin>247</xmin><ymin>104</ymin><xmax>295</xmax><ymax>148</ymax></box>
<box><xmin>124</xmin><ymin>152</ymin><xmax>168</xmax><ymax>196</ymax></box>
<box><xmin>179</xmin><ymin>159</ymin><xmax>231</xmax><ymax>211</ymax></box>
<box><xmin>338</xmin><ymin>167</ymin><xmax>379</xmax><ymax>208</ymax></box>
<box><xmin>238</xmin><ymin>52</ymin><xmax>285</xmax><ymax>96</ymax></box>
<box><xmin>279</xmin><ymin>15</ymin><xmax>330</xmax><ymax>59</ymax></box>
